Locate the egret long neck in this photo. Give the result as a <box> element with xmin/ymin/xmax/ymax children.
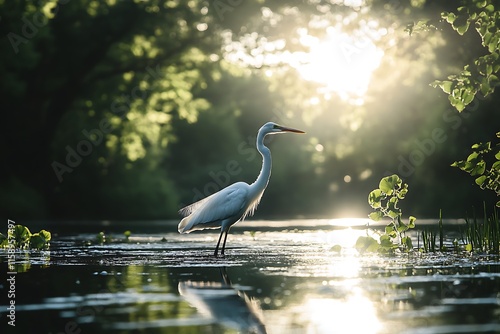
<box><xmin>250</xmin><ymin>130</ymin><xmax>272</xmax><ymax>198</ymax></box>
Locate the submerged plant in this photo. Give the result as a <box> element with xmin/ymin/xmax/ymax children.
<box><xmin>357</xmin><ymin>174</ymin><xmax>416</xmax><ymax>254</ymax></box>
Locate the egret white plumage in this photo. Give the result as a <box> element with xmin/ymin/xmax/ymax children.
<box><xmin>178</xmin><ymin>122</ymin><xmax>305</xmax><ymax>256</ymax></box>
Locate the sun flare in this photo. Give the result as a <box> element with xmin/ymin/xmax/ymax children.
<box><xmin>294</xmin><ymin>27</ymin><xmax>384</xmax><ymax>104</ymax></box>
<box><xmin>304</xmin><ymin>290</ymin><xmax>382</xmax><ymax>334</ymax></box>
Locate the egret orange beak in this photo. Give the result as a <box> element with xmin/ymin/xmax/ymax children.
<box><xmin>277</xmin><ymin>125</ymin><xmax>306</xmax><ymax>134</ymax></box>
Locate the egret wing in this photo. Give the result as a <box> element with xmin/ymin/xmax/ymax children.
<box><xmin>178</xmin><ymin>182</ymin><xmax>250</xmax><ymax>233</ymax></box>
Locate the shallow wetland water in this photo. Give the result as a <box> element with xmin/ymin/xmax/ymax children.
<box><xmin>1</xmin><ymin>219</ymin><xmax>499</xmax><ymax>333</ymax></box>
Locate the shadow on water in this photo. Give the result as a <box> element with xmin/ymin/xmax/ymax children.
<box><xmin>0</xmin><ymin>219</ymin><xmax>499</xmax><ymax>333</ymax></box>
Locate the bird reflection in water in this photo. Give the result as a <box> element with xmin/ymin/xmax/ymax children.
<box><xmin>178</xmin><ymin>267</ymin><xmax>266</xmax><ymax>334</ymax></box>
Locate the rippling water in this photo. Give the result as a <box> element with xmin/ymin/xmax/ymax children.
<box><xmin>0</xmin><ymin>219</ymin><xmax>499</xmax><ymax>333</ymax></box>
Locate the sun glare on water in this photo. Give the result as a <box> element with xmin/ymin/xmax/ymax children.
<box><xmin>293</xmin><ymin>27</ymin><xmax>384</xmax><ymax>104</ymax></box>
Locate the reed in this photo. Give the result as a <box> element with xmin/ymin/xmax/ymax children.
<box><xmin>462</xmin><ymin>204</ymin><xmax>500</xmax><ymax>254</ymax></box>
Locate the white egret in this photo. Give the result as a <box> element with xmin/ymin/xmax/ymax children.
<box><xmin>178</xmin><ymin>122</ymin><xmax>305</xmax><ymax>256</ymax></box>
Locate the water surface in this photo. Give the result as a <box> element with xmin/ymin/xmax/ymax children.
<box><xmin>1</xmin><ymin>219</ymin><xmax>499</xmax><ymax>333</ymax></box>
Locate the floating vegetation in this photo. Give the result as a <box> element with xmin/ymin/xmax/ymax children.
<box><xmin>0</xmin><ymin>224</ymin><xmax>51</xmax><ymax>250</ymax></box>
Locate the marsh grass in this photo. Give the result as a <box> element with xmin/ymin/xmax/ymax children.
<box><xmin>420</xmin><ymin>206</ymin><xmax>500</xmax><ymax>254</ymax></box>
<box><xmin>419</xmin><ymin>210</ymin><xmax>444</xmax><ymax>252</ymax></box>
<box><xmin>462</xmin><ymin>205</ymin><xmax>500</xmax><ymax>254</ymax></box>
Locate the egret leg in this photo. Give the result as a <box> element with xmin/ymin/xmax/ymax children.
<box><xmin>214</xmin><ymin>230</ymin><xmax>225</xmax><ymax>257</ymax></box>
<box><xmin>221</xmin><ymin>229</ymin><xmax>229</xmax><ymax>256</ymax></box>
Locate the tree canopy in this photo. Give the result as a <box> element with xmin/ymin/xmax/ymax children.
<box><xmin>1</xmin><ymin>0</ymin><xmax>499</xmax><ymax>220</ymax></box>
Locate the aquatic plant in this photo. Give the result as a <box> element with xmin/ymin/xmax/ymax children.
<box><xmin>356</xmin><ymin>174</ymin><xmax>416</xmax><ymax>254</ymax></box>
<box><xmin>90</xmin><ymin>231</ymin><xmax>135</xmax><ymax>245</ymax></box>
<box><xmin>419</xmin><ymin>206</ymin><xmax>500</xmax><ymax>254</ymax></box>
<box><xmin>0</xmin><ymin>225</ymin><xmax>51</xmax><ymax>250</ymax></box>
<box><xmin>419</xmin><ymin>211</ymin><xmax>445</xmax><ymax>253</ymax></box>
<box><xmin>462</xmin><ymin>205</ymin><xmax>500</xmax><ymax>254</ymax></box>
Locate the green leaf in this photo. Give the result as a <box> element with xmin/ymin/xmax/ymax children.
<box><xmin>449</xmin><ymin>95</ymin><xmax>465</xmax><ymax>112</ymax></box>
<box><xmin>12</xmin><ymin>225</ymin><xmax>31</xmax><ymax>248</ymax></box>
<box><xmin>440</xmin><ymin>80</ymin><xmax>453</xmax><ymax>94</ymax></box>
<box><xmin>483</xmin><ymin>32</ymin><xmax>493</xmax><ymax>47</ymax></box>
<box><xmin>379</xmin><ymin>174</ymin><xmax>401</xmax><ymax>195</ymax></box>
<box><xmin>0</xmin><ymin>233</ymin><xmax>6</xmax><ymax>247</ymax></box>
<box><xmin>471</xmin><ymin>160</ymin><xmax>486</xmax><ymax>176</ymax></box>
<box><xmin>369</xmin><ymin>211</ymin><xmax>384</xmax><ymax>221</ymax></box>
<box><xmin>330</xmin><ymin>244</ymin><xmax>342</xmax><ymax>253</ymax></box>
<box><xmin>488</xmin><ymin>33</ymin><xmax>500</xmax><ymax>52</ymax></box>
<box><xmin>471</xmin><ymin>142</ymin><xmax>491</xmax><ymax>152</ymax></box>
<box><xmin>442</xmin><ymin>11</ymin><xmax>457</xmax><ymax>24</ymax></box>
<box><xmin>466</xmin><ymin>151</ymin><xmax>480</xmax><ymax>163</ymax></box>
<box><xmin>397</xmin><ymin>187</ymin><xmax>408</xmax><ymax>199</ymax></box>
<box><xmin>39</xmin><ymin>230</ymin><xmax>51</xmax><ymax>242</ymax></box>
<box><xmin>480</xmin><ymin>78</ymin><xmax>491</xmax><ymax>96</ymax></box>
<box><xmin>496</xmin><ymin>200</ymin><xmax>500</xmax><ymax>207</ymax></box>
<box><xmin>475</xmin><ymin>0</ymin><xmax>487</xmax><ymax>8</ymax></box>
<box><xmin>465</xmin><ymin>243</ymin><xmax>473</xmax><ymax>252</ymax></box>
<box><xmin>475</xmin><ymin>175</ymin><xmax>487</xmax><ymax>186</ymax></box>
<box><xmin>402</xmin><ymin>236</ymin><xmax>413</xmax><ymax>250</ymax></box>
<box><xmin>462</xmin><ymin>89</ymin><xmax>475</xmax><ymax>105</ymax></box>
<box><xmin>387</xmin><ymin>209</ymin><xmax>400</xmax><ymax>219</ymax></box>
<box><xmin>355</xmin><ymin>236</ymin><xmax>380</xmax><ymax>254</ymax></box>
<box><xmin>29</xmin><ymin>234</ymin><xmax>46</xmax><ymax>250</ymax></box>
<box><xmin>397</xmin><ymin>221</ymin><xmax>408</xmax><ymax>233</ymax></box>
<box><xmin>385</xmin><ymin>225</ymin><xmax>397</xmax><ymax>238</ymax></box>
<box><xmin>454</xmin><ymin>17</ymin><xmax>470</xmax><ymax>35</ymax></box>
<box><xmin>368</xmin><ymin>189</ymin><xmax>384</xmax><ymax>208</ymax></box>
<box><xmin>408</xmin><ymin>216</ymin><xmax>416</xmax><ymax>228</ymax></box>
<box><xmin>485</xmin><ymin>4</ymin><xmax>495</xmax><ymax>12</ymax></box>
<box><xmin>379</xmin><ymin>235</ymin><xmax>398</xmax><ymax>249</ymax></box>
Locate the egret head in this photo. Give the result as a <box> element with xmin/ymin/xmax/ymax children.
<box><xmin>260</xmin><ymin>122</ymin><xmax>305</xmax><ymax>135</ymax></box>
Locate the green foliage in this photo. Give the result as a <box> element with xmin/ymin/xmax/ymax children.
<box><xmin>418</xmin><ymin>207</ymin><xmax>499</xmax><ymax>254</ymax></box>
<box><xmin>330</xmin><ymin>244</ymin><xmax>342</xmax><ymax>253</ymax></box>
<box><xmin>124</xmin><ymin>230</ymin><xmax>132</xmax><ymax>242</ymax></box>
<box><xmin>419</xmin><ymin>210</ymin><xmax>445</xmax><ymax>253</ymax></box>
<box><xmin>432</xmin><ymin>0</ymin><xmax>500</xmax><ymax>111</ymax></box>
<box><xmin>354</xmin><ymin>236</ymin><xmax>381</xmax><ymax>254</ymax></box>
<box><xmin>92</xmin><ymin>231</ymin><xmax>137</xmax><ymax>245</ymax></box>
<box><xmin>1</xmin><ymin>225</ymin><xmax>51</xmax><ymax>250</ymax></box>
<box><xmin>361</xmin><ymin>174</ymin><xmax>416</xmax><ymax>254</ymax></box>
<box><xmin>405</xmin><ymin>19</ymin><xmax>437</xmax><ymax>36</ymax></box>
<box><xmin>3</xmin><ymin>0</ymin><xmax>500</xmax><ymax>221</ymax></box>
<box><xmin>428</xmin><ymin>0</ymin><xmax>500</xmax><ymax>208</ymax></box>
<box><xmin>462</xmin><ymin>205</ymin><xmax>500</xmax><ymax>253</ymax></box>
<box><xmin>451</xmin><ymin>138</ymin><xmax>500</xmax><ymax>206</ymax></box>
<box><xmin>12</xmin><ymin>225</ymin><xmax>32</xmax><ymax>248</ymax></box>
<box><xmin>30</xmin><ymin>230</ymin><xmax>52</xmax><ymax>250</ymax></box>
<box><xmin>96</xmin><ymin>231</ymin><xmax>106</xmax><ymax>244</ymax></box>
<box><xmin>0</xmin><ymin>233</ymin><xmax>7</xmax><ymax>248</ymax></box>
